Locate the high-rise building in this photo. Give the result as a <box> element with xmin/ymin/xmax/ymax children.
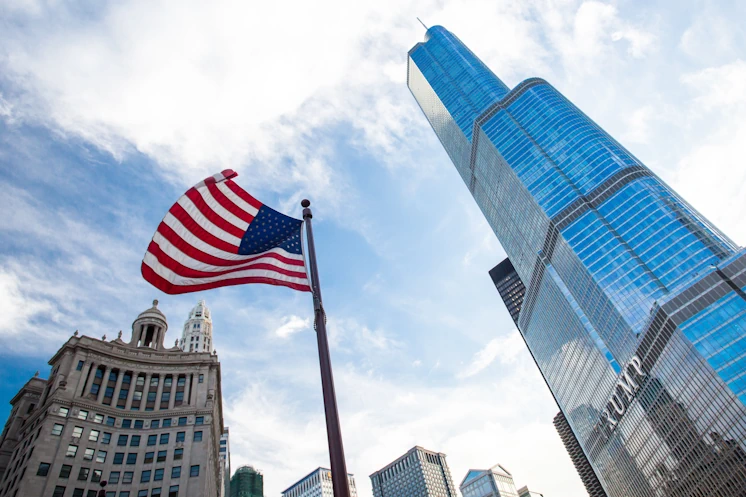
<box><xmin>0</xmin><ymin>300</ymin><xmax>225</xmax><ymax>497</ymax></box>
<box><xmin>370</xmin><ymin>446</ymin><xmax>457</xmax><ymax>497</ymax></box>
<box><xmin>230</xmin><ymin>465</ymin><xmax>263</xmax><ymax>497</ymax></box>
<box><xmin>460</xmin><ymin>464</ymin><xmax>518</xmax><ymax>497</ymax></box>
<box><xmin>219</xmin><ymin>428</ymin><xmax>231</xmax><ymax>497</ymax></box>
<box><xmin>281</xmin><ymin>467</ymin><xmax>357</xmax><ymax>497</ymax></box>
<box><xmin>409</xmin><ymin>25</ymin><xmax>746</xmax><ymax>497</ymax></box>
<box><xmin>553</xmin><ymin>411</ymin><xmax>607</xmax><ymax>497</ymax></box>
<box><xmin>516</xmin><ymin>486</ymin><xmax>543</xmax><ymax>497</ymax></box>
<box><xmin>180</xmin><ymin>300</ymin><xmax>214</xmax><ymax>354</ymax></box>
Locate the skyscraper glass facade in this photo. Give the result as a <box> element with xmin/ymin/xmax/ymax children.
<box><xmin>409</xmin><ymin>25</ymin><xmax>746</xmax><ymax>497</ymax></box>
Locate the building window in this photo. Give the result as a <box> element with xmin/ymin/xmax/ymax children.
<box><xmin>120</xmin><ymin>492</ymin><xmax>131</xmax><ymax>497</ymax></box>
<box><xmin>174</xmin><ymin>391</ymin><xmax>184</xmax><ymax>402</ymax></box>
<box><xmin>195</xmin><ymin>417</ymin><xmax>203</xmax><ymax>425</ymax></box>
<box><xmin>77</xmin><ymin>410</ymin><xmax>88</xmax><ymax>420</ymax></box>
<box><xmin>109</xmin><ymin>471</ymin><xmax>120</xmax><ymax>484</ymax></box>
<box><xmin>94</xmin><ymin>414</ymin><xmax>104</xmax><ymax>424</ymax></box>
<box><xmin>119</xmin><ymin>389</ymin><xmax>129</xmax><ymax>400</ymax></box>
<box><xmin>78</xmin><ymin>467</ymin><xmax>90</xmax><ymax>481</ymax></box>
<box><xmin>66</xmin><ymin>445</ymin><xmax>78</xmax><ymax>457</ymax></box>
<box><xmin>113</xmin><ymin>453</ymin><xmax>124</xmax><ymax>464</ymax></box>
<box><xmin>60</xmin><ymin>465</ymin><xmax>72</xmax><ymax>478</ymax></box>
<box><xmin>96</xmin><ymin>451</ymin><xmax>107</xmax><ymax>463</ymax></box>
<box><xmin>161</xmin><ymin>392</ymin><xmax>170</xmax><ymax>402</ymax></box>
<box><xmin>160</xmin><ymin>434</ymin><xmax>169</xmax><ymax>445</ymax></box>
<box><xmin>152</xmin><ymin>489</ymin><xmax>162</xmax><ymax>497</ymax></box>
<box><xmin>171</xmin><ymin>466</ymin><xmax>181</xmax><ymax>478</ymax></box>
<box><xmin>157</xmin><ymin>451</ymin><xmax>166</xmax><ymax>463</ymax></box>
<box><xmin>193</xmin><ymin>431</ymin><xmax>202</xmax><ymax>442</ymax></box>
<box><xmin>106</xmin><ymin>416</ymin><xmax>116</xmax><ymax>427</ymax></box>
<box><xmin>136</xmin><ymin>376</ymin><xmax>145</xmax><ymax>387</ymax></box>
<box><xmin>72</xmin><ymin>426</ymin><xmax>84</xmax><ymax>438</ymax></box>
<box><xmin>89</xmin><ymin>430</ymin><xmax>100</xmax><ymax>442</ymax></box>
<box><xmin>189</xmin><ymin>465</ymin><xmax>199</xmax><ymax>477</ymax></box>
<box><xmin>102</xmin><ymin>432</ymin><xmax>112</xmax><ymax>444</ymax></box>
<box><xmin>131</xmin><ymin>435</ymin><xmax>141</xmax><ymax>447</ymax></box>
<box><xmin>154</xmin><ymin>468</ymin><xmax>164</xmax><ymax>481</ymax></box>
<box><xmin>59</xmin><ymin>407</ymin><xmax>70</xmax><ymax>417</ymax></box>
<box><xmin>122</xmin><ymin>420</ymin><xmax>132</xmax><ymax>429</ymax></box>
<box><xmin>133</xmin><ymin>391</ymin><xmax>142</xmax><ymax>402</ymax></box>
<box><xmin>134</xmin><ymin>420</ymin><xmax>144</xmax><ymax>429</ymax></box>
<box><xmin>126</xmin><ymin>453</ymin><xmax>137</xmax><ymax>465</ymax></box>
<box><xmin>118</xmin><ymin>435</ymin><xmax>128</xmax><ymax>446</ymax></box>
<box><xmin>145</xmin><ymin>452</ymin><xmax>154</xmax><ymax>463</ymax></box>
<box><xmin>52</xmin><ymin>424</ymin><xmax>64</xmax><ymax>436</ymax></box>
<box><xmin>105</xmin><ymin>387</ymin><xmax>115</xmax><ymax>398</ymax></box>
<box><xmin>168</xmin><ymin>486</ymin><xmax>178</xmax><ymax>497</ymax></box>
<box><xmin>76</xmin><ymin>361</ymin><xmax>85</xmax><ymax>371</ymax></box>
<box><xmin>141</xmin><ymin>470</ymin><xmax>151</xmax><ymax>483</ymax></box>
<box><xmin>92</xmin><ymin>469</ymin><xmax>102</xmax><ymax>483</ymax></box>
<box><xmin>123</xmin><ymin>471</ymin><xmax>133</xmax><ymax>484</ymax></box>
<box><xmin>138</xmin><ymin>492</ymin><xmax>148</xmax><ymax>497</ymax></box>
<box><xmin>198</xmin><ymin>374</ymin><xmax>203</xmax><ymax>383</ymax></box>
<box><xmin>173</xmin><ymin>449</ymin><xmax>183</xmax><ymax>460</ymax></box>
<box><xmin>151</xmin><ymin>420</ymin><xmax>160</xmax><ymax>429</ymax></box>
<box><xmin>178</xmin><ymin>417</ymin><xmax>187</xmax><ymax>426</ymax></box>
<box><xmin>36</xmin><ymin>462</ymin><xmax>50</xmax><ymax>476</ymax></box>
<box><xmin>176</xmin><ymin>432</ymin><xmax>185</xmax><ymax>443</ymax></box>
<box><xmin>162</xmin><ymin>419</ymin><xmax>172</xmax><ymax>428</ymax></box>
<box><xmin>72</xmin><ymin>489</ymin><xmax>84</xmax><ymax>497</ymax></box>
<box><xmin>150</xmin><ymin>377</ymin><xmax>159</xmax><ymax>387</ymax></box>
<box><xmin>53</xmin><ymin>486</ymin><xmax>66</xmax><ymax>497</ymax></box>
<box><xmin>83</xmin><ymin>448</ymin><xmax>95</xmax><ymax>461</ymax></box>
<box><xmin>147</xmin><ymin>392</ymin><xmax>157</xmax><ymax>402</ymax></box>
<box><xmin>123</xmin><ymin>373</ymin><xmax>132</xmax><ymax>384</ymax></box>
<box><xmin>177</xmin><ymin>377</ymin><xmax>186</xmax><ymax>387</ymax></box>
<box><xmin>148</xmin><ymin>435</ymin><xmax>157</xmax><ymax>446</ymax></box>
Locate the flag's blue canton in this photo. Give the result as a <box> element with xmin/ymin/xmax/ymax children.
<box><xmin>238</xmin><ymin>205</ymin><xmax>304</xmax><ymax>256</ymax></box>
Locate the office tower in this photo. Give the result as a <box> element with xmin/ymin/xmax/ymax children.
<box><xmin>281</xmin><ymin>467</ymin><xmax>357</xmax><ymax>497</ymax></box>
<box><xmin>180</xmin><ymin>300</ymin><xmax>214</xmax><ymax>353</ymax></box>
<box><xmin>460</xmin><ymin>464</ymin><xmax>518</xmax><ymax>497</ymax></box>
<box><xmin>370</xmin><ymin>446</ymin><xmax>457</xmax><ymax>497</ymax></box>
<box><xmin>516</xmin><ymin>487</ymin><xmax>543</xmax><ymax>497</ymax></box>
<box><xmin>553</xmin><ymin>411</ymin><xmax>608</xmax><ymax>497</ymax></box>
<box><xmin>410</xmin><ymin>25</ymin><xmax>746</xmax><ymax>497</ymax></box>
<box><xmin>230</xmin><ymin>465</ymin><xmax>264</xmax><ymax>497</ymax></box>
<box><xmin>0</xmin><ymin>300</ymin><xmax>225</xmax><ymax>497</ymax></box>
<box><xmin>219</xmin><ymin>428</ymin><xmax>231</xmax><ymax>497</ymax></box>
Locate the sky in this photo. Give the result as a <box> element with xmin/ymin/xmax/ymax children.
<box><xmin>1</xmin><ymin>0</ymin><xmax>746</xmax><ymax>496</ymax></box>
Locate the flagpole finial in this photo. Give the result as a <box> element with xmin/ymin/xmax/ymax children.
<box><xmin>302</xmin><ymin>199</ymin><xmax>312</xmax><ymax>219</ymax></box>
<box><xmin>301</xmin><ymin>199</ymin><xmax>310</xmax><ymax>208</ymax></box>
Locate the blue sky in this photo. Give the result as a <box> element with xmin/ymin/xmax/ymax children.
<box><xmin>1</xmin><ymin>1</ymin><xmax>746</xmax><ymax>496</ymax></box>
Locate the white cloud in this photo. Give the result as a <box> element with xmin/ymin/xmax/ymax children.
<box><xmin>681</xmin><ymin>60</ymin><xmax>746</xmax><ymax>112</ymax></box>
<box><xmin>458</xmin><ymin>331</ymin><xmax>525</xmax><ymax>378</ymax></box>
<box><xmin>274</xmin><ymin>315</ymin><xmax>312</xmax><ymax>339</ymax></box>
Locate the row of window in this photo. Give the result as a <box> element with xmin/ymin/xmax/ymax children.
<box><xmin>64</xmin><ymin>432</ymin><xmax>202</xmax><ymax>460</ymax></box>
<box><xmin>38</xmin><ymin>461</ymin><xmax>199</xmax><ymax>481</ymax></box>
<box><xmin>55</xmin><ymin>408</ymin><xmax>205</xmax><ymax>429</ymax></box>
<box><xmin>52</xmin><ymin>485</ymin><xmax>180</xmax><ymax>497</ymax></box>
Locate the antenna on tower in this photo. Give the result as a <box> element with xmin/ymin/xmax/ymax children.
<box><xmin>417</xmin><ymin>17</ymin><xmax>428</xmax><ymax>30</ymax></box>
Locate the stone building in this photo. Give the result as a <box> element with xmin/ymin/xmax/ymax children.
<box><xmin>370</xmin><ymin>446</ymin><xmax>457</xmax><ymax>497</ymax></box>
<box><xmin>180</xmin><ymin>300</ymin><xmax>214</xmax><ymax>354</ymax></box>
<box><xmin>282</xmin><ymin>467</ymin><xmax>357</xmax><ymax>497</ymax></box>
<box><xmin>0</xmin><ymin>300</ymin><xmax>225</xmax><ymax>497</ymax></box>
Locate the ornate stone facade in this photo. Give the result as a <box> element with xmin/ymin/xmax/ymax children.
<box><xmin>0</xmin><ymin>300</ymin><xmax>225</xmax><ymax>497</ymax></box>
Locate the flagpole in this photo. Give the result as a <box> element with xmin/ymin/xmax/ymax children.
<box><xmin>301</xmin><ymin>199</ymin><xmax>352</xmax><ymax>497</ymax></box>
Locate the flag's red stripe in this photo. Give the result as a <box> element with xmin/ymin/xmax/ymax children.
<box><xmin>142</xmin><ymin>262</ymin><xmax>312</xmax><ymax>295</ymax></box>
<box><xmin>147</xmin><ymin>242</ymin><xmax>309</xmax><ymax>280</ymax></box>
<box><xmin>169</xmin><ymin>203</ymin><xmax>239</xmax><ymax>254</ymax></box>
<box><xmin>206</xmin><ymin>182</ymin><xmax>256</xmax><ymax>225</ymax></box>
<box><xmin>224</xmin><ymin>180</ymin><xmax>263</xmax><ymax>210</ymax></box>
<box><xmin>156</xmin><ymin>222</ymin><xmax>305</xmax><ymax>267</ymax></box>
<box><xmin>184</xmin><ymin>188</ymin><xmax>245</xmax><ymax>239</ymax></box>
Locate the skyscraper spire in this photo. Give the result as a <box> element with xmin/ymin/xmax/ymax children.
<box><xmin>180</xmin><ymin>300</ymin><xmax>214</xmax><ymax>353</ymax></box>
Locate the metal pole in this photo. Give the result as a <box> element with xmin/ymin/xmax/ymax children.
<box><xmin>301</xmin><ymin>199</ymin><xmax>352</xmax><ymax>497</ymax></box>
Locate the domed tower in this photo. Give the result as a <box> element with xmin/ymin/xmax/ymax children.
<box><xmin>129</xmin><ymin>299</ymin><xmax>168</xmax><ymax>350</ymax></box>
<box><xmin>181</xmin><ymin>300</ymin><xmax>214</xmax><ymax>353</ymax></box>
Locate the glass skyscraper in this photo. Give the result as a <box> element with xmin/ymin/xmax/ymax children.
<box><xmin>409</xmin><ymin>25</ymin><xmax>746</xmax><ymax>496</ymax></box>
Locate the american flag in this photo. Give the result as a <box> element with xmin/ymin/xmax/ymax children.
<box><xmin>141</xmin><ymin>169</ymin><xmax>312</xmax><ymax>294</ymax></box>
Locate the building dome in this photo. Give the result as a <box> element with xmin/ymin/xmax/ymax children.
<box><xmin>129</xmin><ymin>299</ymin><xmax>168</xmax><ymax>350</ymax></box>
